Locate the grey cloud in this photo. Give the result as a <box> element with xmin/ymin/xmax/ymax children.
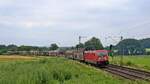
<box><xmin>0</xmin><ymin>0</ymin><xmax>150</xmax><ymax>46</ymax></box>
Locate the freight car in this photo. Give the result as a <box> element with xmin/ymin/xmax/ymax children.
<box><xmin>65</xmin><ymin>49</ymin><xmax>109</xmax><ymax>66</ymax></box>
<box><xmin>14</xmin><ymin>50</ymin><xmax>64</xmax><ymax>56</ymax></box>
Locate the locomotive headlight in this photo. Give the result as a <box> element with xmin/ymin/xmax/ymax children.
<box><xmin>98</xmin><ymin>57</ymin><xmax>101</xmax><ymax>61</ymax></box>
<box><xmin>104</xmin><ymin>56</ymin><xmax>107</xmax><ymax>60</ymax></box>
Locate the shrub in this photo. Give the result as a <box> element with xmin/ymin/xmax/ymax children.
<box><xmin>39</xmin><ymin>59</ymin><xmax>48</xmax><ymax>64</ymax></box>
<box><xmin>126</xmin><ymin>61</ymin><xmax>134</xmax><ymax>66</ymax></box>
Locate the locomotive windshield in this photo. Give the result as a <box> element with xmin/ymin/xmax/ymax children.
<box><xmin>97</xmin><ymin>52</ymin><xmax>108</xmax><ymax>56</ymax></box>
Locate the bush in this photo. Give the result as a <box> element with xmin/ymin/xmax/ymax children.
<box><xmin>39</xmin><ymin>59</ymin><xmax>48</xmax><ymax>64</ymax></box>
<box><xmin>126</xmin><ymin>61</ymin><xmax>134</xmax><ymax>66</ymax></box>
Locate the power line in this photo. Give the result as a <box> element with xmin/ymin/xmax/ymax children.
<box><xmin>105</xmin><ymin>36</ymin><xmax>121</xmax><ymax>45</ymax></box>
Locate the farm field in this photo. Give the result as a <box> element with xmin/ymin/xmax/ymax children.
<box><xmin>0</xmin><ymin>55</ymin><xmax>37</xmax><ymax>61</ymax></box>
<box><xmin>110</xmin><ymin>55</ymin><xmax>150</xmax><ymax>70</ymax></box>
<box><xmin>0</xmin><ymin>55</ymin><xmax>149</xmax><ymax>84</ymax></box>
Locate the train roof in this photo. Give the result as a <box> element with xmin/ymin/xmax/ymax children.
<box><xmin>95</xmin><ymin>50</ymin><xmax>108</xmax><ymax>52</ymax></box>
<box><xmin>84</xmin><ymin>50</ymin><xmax>108</xmax><ymax>53</ymax></box>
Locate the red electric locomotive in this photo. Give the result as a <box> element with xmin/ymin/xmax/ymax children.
<box><xmin>84</xmin><ymin>50</ymin><xmax>109</xmax><ymax>66</ymax></box>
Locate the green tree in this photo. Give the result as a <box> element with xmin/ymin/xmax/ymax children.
<box><xmin>0</xmin><ymin>45</ymin><xmax>7</xmax><ymax>54</ymax></box>
<box><xmin>140</xmin><ymin>38</ymin><xmax>150</xmax><ymax>48</ymax></box>
<box><xmin>84</xmin><ymin>37</ymin><xmax>103</xmax><ymax>50</ymax></box>
<box><xmin>18</xmin><ymin>45</ymin><xmax>33</xmax><ymax>51</ymax></box>
<box><xmin>0</xmin><ymin>45</ymin><xmax>6</xmax><ymax>49</ymax></box>
<box><xmin>117</xmin><ymin>39</ymin><xmax>145</xmax><ymax>55</ymax></box>
<box><xmin>7</xmin><ymin>44</ymin><xmax>18</xmax><ymax>51</ymax></box>
<box><xmin>50</xmin><ymin>44</ymin><xmax>59</xmax><ymax>50</ymax></box>
<box><xmin>76</xmin><ymin>43</ymin><xmax>84</xmax><ymax>48</ymax></box>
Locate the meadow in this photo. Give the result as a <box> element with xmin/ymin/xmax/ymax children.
<box><xmin>110</xmin><ymin>55</ymin><xmax>150</xmax><ymax>70</ymax></box>
<box><xmin>0</xmin><ymin>55</ymin><xmax>37</xmax><ymax>61</ymax></box>
<box><xmin>0</xmin><ymin>55</ymin><xmax>149</xmax><ymax>84</ymax></box>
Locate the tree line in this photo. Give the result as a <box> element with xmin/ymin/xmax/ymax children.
<box><xmin>0</xmin><ymin>44</ymin><xmax>59</xmax><ymax>55</ymax></box>
<box><xmin>0</xmin><ymin>37</ymin><xmax>150</xmax><ymax>55</ymax></box>
<box><xmin>115</xmin><ymin>38</ymin><xmax>150</xmax><ymax>55</ymax></box>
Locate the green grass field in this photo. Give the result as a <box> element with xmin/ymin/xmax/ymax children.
<box><xmin>110</xmin><ymin>55</ymin><xmax>150</xmax><ymax>70</ymax></box>
<box><xmin>0</xmin><ymin>55</ymin><xmax>149</xmax><ymax>84</ymax></box>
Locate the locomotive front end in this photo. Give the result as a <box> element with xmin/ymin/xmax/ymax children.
<box><xmin>96</xmin><ymin>50</ymin><xmax>109</xmax><ymax>66</ymax></box>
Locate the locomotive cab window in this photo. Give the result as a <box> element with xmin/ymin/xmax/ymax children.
<box><xmin>97</xmin><ymin>52</ymin><xmax>108</xmax><ymax>56</ymax></box>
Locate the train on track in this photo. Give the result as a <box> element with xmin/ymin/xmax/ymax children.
<box><xmin>65</xmin><ymin>49</ymin><xmax>109</xmax><ymax>66</ymax></box>
<box><xmin>7</xmin><ymin>48</ymin><xmax>110</xmax><ymax>66</ymax></box>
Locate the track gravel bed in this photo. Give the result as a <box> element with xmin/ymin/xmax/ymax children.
<box><xmin>103</xmin><ymin>64</ymin><xmax>150</xmax><ymax>81</ymax></box>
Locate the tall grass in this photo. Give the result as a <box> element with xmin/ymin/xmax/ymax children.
<box><xmin>110</xmin><ymin>55</ymin><xmax>150</xmax><ymax>70</ymax></box>
<box><xmin>0</xmin><ymin>57</ymin><xmax>148</xmax><ymax>84</ymax></box>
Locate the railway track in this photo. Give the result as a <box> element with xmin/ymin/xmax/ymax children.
<box><xmin>75</xmin><ymin>59</ymin><xmax>150</xmax><ymax>81</ymax></box>
<box><xmin>103</xmin><ymin>64</ymin><xmax>150</xmax><ymax>81</ymax></box>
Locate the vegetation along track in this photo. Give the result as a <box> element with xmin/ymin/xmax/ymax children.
<box><xmin>103</xmin><ymin>64</ymin><xmax>150</xmax><ymax>81</ymax></box>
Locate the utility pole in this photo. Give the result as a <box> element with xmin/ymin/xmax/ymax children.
<box><xmin>79</xmin><ymin>36</ymin><xmax>86</xmax><ymax>44</ymax></box>
<box><xmin>120</xmin><ymin>36</ymin><xmax>123</xmax><ymax>66</ymax></box>
<box><xmin>79</xmin><ymin>36</ymin><xmax>82</xmax><ymax>44</ymax></box>
<box><xmin>105</xmin><ymin>36</ymin><xmax>120</xmax><ymax>64</ymax></box>
<box><xmin>105</xmin><ymin>36</ymin><xmax>124</xmax><ymax>65</ymax></box>
<box><xmin>78</xmin><ymin>36</ymin><xmax>87</xmax><ymax>51</ymax></box>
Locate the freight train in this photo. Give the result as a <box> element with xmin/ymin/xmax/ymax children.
<box><xmin>7</xmin><ymin>48</ymin><xmax>109</xmax><ymax>66</ymax></box>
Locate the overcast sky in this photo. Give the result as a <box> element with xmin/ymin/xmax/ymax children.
<box><xmin>0</xmin><ymin>0</ymin><xmax>150</xmax><ymax>47</ymax></box>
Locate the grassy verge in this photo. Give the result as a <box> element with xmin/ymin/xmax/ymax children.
<box><xmin>110</xmin><ymin>55</ymin><xmax>150</xmax><ymax>70</ymax></box>
<box><xmin>0</xmin><ymin>56</ymin><xmax>148</xmax><ymax>84</ymax></box>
